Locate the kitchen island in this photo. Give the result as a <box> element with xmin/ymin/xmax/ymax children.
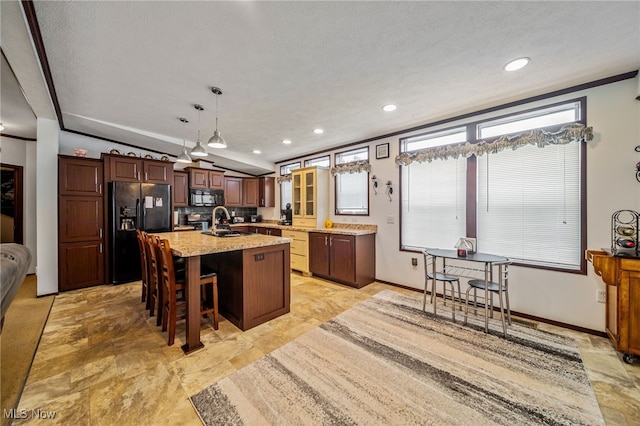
<box><xmin>153</xmin><ymin>230</ymin><xmax>291</xmax><ymax>353</ymax></box>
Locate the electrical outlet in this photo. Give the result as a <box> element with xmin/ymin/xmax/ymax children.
<box><xmin>597</xmin><ymin>290</ymin><xmax>606</xmax><ymax>303</ymax></box>
<box><xmin>411</xmin><ymin>257</ymin><xmax>418</xmax><ymax>266</ymax></box>
<box><xmin>387</xmin><ymin>216</ymin><xmax>394</xmax><ymax>224</ymax></box>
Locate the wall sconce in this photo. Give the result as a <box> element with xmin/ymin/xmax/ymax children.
<box><xmin>385</xmin><ymin>180</ymin><xmax>393</xmax><ymax>201</ymax></box>
<box><xmin>371</xmin><ymin>175</ymin><xmax>378</xmax><ymax>195</ymax></box>
<box><xmin>636</xmin><ymin>146</ymin><xmax>640</xmax><ymax>183</ymax></box>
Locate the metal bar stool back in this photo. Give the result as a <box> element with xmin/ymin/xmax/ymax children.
<box><xmin>464</xmin><ymin>261</ymin><xmax>511</xmax><ymax>336</ymax></box>
<box><xmin>423</xmin><ymin>251</ymin><xmax>462</xmax><ymax>321</ymax></box>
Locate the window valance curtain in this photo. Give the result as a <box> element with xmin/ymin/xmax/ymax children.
<box><xmin>330</xmin><ymin>160</ymin><xmax>371</xmax><ymax>176</ymax></box>
<box><xmin>395</xmin><ymin>123</ymin><xmax>593</xmax><ymax>166</ymax></box>
<box><xmin>276</xmin><ymin>174</ymin><xmax>291</xmax><ymax>184</ymax></box>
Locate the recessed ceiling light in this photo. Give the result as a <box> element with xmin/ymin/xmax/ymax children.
<box><xmin>253</xmin><ymin>149</ymin><xmax>261</xmax><ymax>154</ymax></box>
<box><xmin>282</xmin><ymin>139</ymin><xmax>292</xmax><ymax>145</ymax></box>
<box><xmin>0</xmin><ymin>123</ymin><xmax>5</xmax><ymax>131</ymax></box>
<box><xmin>382</xmin><ymin>104</ymin><xmax>396</xmax><ymax>112</ymax></box>
<box><xmin>504</xmin><ymin>57</ymin><xmax>530</xmax><ymax>72</ymax></box>
<box><xmin>313</xmin><ymin>128</ymin><xmax>324</xmax><ymax>134</ymax></box>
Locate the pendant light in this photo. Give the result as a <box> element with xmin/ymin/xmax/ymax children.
<box><xmin>207</xmin><ymin>87</ymin><xmax>227</xmax><ymax>148</ymax></box>
<box><xmin>176</xmin><ymin>117</ymin><xmax>192</xmax><ymax>163</ymax></box>
<box><xmin>190</xmin><ymin>104</ymin><xmax>208</xmax><ymax>157</ymax></box>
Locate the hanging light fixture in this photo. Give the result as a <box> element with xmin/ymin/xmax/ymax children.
<box><xmin>191</xmin><ymin>104</ymin><xmax>208</xmax><ymax>157</ymax></box>
<box><xmin>207</xmin><ymin>87</ymin><xmax>227</xmax><ymax>148</ymax></box>
<box><xmin>176</xmin><ymin>117</ymin><xmax>192</xmax><ymax>163</ymax></box>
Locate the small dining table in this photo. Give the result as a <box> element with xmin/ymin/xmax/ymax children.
<box><xmin>423</xmin><ymin>248</ymin><xmax>509</xmax><ymax>334</ymax></box>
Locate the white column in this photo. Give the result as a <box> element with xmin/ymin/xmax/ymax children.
<box><xmin>35</xmin><ymin>118</ymin><xmax>59</xmax><ymax>296</ymax></box>
<box><xmin>25</xmin><ymin>141</ymin><xmax>38</xmax><ymax>274</ymax></box>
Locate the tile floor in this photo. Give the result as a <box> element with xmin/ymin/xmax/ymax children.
<box><xmin>13</xmin><ymin>274</ymin><xmax>640</xmax><ymax>425</ymax></box>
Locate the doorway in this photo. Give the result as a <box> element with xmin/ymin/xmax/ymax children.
<box><xmin>0</xmin><ymin>163</ymin><xmax>24</xmax><ymax>244</ymax></box>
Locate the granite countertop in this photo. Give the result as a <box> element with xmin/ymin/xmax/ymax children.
<box><xmin>173</xmin><ymin>225</ymin><xmax>195</xmax><ymax>231</ymax></box>
<box><xmin>152</xmin><ymin>230</ymin><xmax>291</xmax><ymax>257</ymax></box>
<box><xmin>230</xmin><ymin>222</ymin><xmax>377</xmax><ymax>236</ymax></box>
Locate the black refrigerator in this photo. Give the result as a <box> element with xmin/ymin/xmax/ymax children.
<box><xmin>109</xmin><ymin>181</ymin><xmax>172</xmax><ymax>284</ymax></box>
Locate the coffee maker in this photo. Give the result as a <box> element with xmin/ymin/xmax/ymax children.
<box><xmin>280</xmin><ymin>203</ymin><xmax>292</xmax><ymax>225</ymax></box>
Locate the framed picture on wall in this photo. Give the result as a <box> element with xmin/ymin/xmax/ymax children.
<box><xmin>376</xmin><ymin>143</ymin><xmax>389</xmax><ymax>159</ymax></box>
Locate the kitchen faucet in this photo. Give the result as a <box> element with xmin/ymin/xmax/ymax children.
<box><xmin>212</xmin><ymin>206</ymin><xmax>231</xmax><ymax>227</ymax></box>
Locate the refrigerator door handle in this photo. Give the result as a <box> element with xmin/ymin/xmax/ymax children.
<box><xmin>136</xmin><ymin>198</ymin><xmax>141</xmax><ymax>229</ymax></box>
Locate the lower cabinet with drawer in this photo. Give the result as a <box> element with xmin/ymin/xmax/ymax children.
<box><xmin>282</xmin><ymin>229</ymin><xmax>310</xmax><ymax>275</ymax></box>
<box><xmin>308</xmin><ymin>232</ymin><xmax>375</xmax><ymax>288</ymax></box>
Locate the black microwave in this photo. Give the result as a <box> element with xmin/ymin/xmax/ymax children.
<box><xmin>190</xmin><ymin>189</ymin><xmax>224</xmax><ymax>206</ymax></box>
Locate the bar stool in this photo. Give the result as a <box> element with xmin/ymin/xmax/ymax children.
<box><xmin>155</xmin><ymin>238</ymin><xmax>219</xmax><ymax>346</ymax></box>
<box><xmin>423</xmin><ymin>251</ymin><xmax>462</xmax><ymax>321</ymax></box>
<box><xmin>135</xmin><ymin>230</ymin><xmax>150</xmax><ymax>307</ymax></box>
<box><xmin>464</xmin><ymin>261</ymin><xmax>511</xmax><ymax>337</ymax></box>
<box><xmin>143</xmin><ymin>234</ymin><xmax>162</xmax><ymax>322</ymax></box>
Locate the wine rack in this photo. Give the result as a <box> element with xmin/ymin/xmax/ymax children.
<box><xmin>611</xmin><ymin>210</ymin><xmax>639</xmax><ymax>257</ymax></box>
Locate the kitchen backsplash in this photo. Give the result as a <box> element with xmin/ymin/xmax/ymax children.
<box><xmin>175</xmin><ymin>206</ymin><xmax>258</xmax><ymax>226</ymax></box>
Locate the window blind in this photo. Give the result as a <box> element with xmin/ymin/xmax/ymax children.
<box><xmin>476</xmin><ymin>142</ymin><xmax>581</xmax><ymax>269</ymax></box>
<box><xmin>401</xmin><ymin>158</ymin><xmax>466</xmax><ymax>250</ymax></box>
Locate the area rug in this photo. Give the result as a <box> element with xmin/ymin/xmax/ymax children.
<box><xmin>191</xmin><ymin>290</ymin><xmax>604</xmax><ymax>425</ymax></box>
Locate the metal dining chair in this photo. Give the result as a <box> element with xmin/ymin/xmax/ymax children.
<box><xmin>464</xmin><ymin>260</ymin><xmax>511</xmax><ymax>337</ymax></box>
<box><xmin>423</xmin><ymin>251</ymin><xmax>462</xmax><ymax>321</ymax></box>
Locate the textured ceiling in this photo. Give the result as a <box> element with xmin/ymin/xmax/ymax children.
<box><xmin>5</xmin><ymin>1</ymin><xmax>640</xmax><ymax>174</ymax></box>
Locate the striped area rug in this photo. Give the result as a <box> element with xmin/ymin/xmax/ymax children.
<box><xmin>191</xmin><ymin>290</ymin><xmax>604</xmax><ymax>425</ymax></box>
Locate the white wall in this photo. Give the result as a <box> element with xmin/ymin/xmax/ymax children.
<box><xmin>36</xmin><ymin>118</ymin><xmax>59</xmax><ymax>296</ymax></box>
<box><xmin>0</xmin><ymin>136</ymin><xmax>37</xmax><ymax>273</ymax></box>
<box><xmin>274</xmin><ymin>77</ymin><xmax>640</xmax><ymax>332</ymax></box>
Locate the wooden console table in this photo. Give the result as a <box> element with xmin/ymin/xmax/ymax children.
<box><xmin>586</xmin><ymin>250</ymin><xmax>640</xmax><ymax>364</ymax></box>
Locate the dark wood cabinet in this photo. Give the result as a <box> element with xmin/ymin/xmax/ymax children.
<box><xmin>249</xmin><ymin>226</ymin><xmax>282</xmax><ymax>236</ymax></box>
<box><xmin>59</xmin><ymin>157</ymin><xmax>103</xmax><ymax>196</ymax></box>
<box><xmin>187</xmin><ymin>168</ymin><xmax>224</xmax><ymax>190</ymax></box>
<box><xmin>224</xmin><ymin>177</ymin><xmax>243</xmax><ymax>207</ymax></box>
<box><xmin>103</xmin><ymin>154</ymin><xmax>172</xmax><ymax>184</ymax></box>
<box><xmin>58</xmin><ymin>156</ymin><xmax>105</xmax><ymax>291</ymax></box>
<box><xmin>207</xmin><ymin>243</ymin><xmax>290</xmax><ymax>331</ymax></box>
<box><xmin>309</xmin><ymin>232</ymin><xmax>375</xmax><ymax>288</ymax></box>
<box><xmin>309</xmin><ymin>232</ymin><xmax>330</xmax><ymax>276</ymax></box>
<box><xmin>209</xmin><ymin>171</ymin><xmax>224</xmax><ymax>189</ymax></box>
<box><xmin>59</xmin><ymin>241</ymin><xmax>104</xmax><ymax>290</ymax></box>
<box><xmin>259</xmin><ymin>177</ymin><xmax>275</xmax><ymax>207</ymax></box>
<box><xmin>143</xmin><ymin>160</ymin><xmax>172</xmax><ymax>184</ymax></box>
<box><xmin>587</xmin><ymin>250</ymin><xmax>640</xmax><ymax>364</ymax></box>
<box><xmin>59</xmin><ymin>197</ymin><xmax>104</xmax><ymax>242</ymax></box>
<box><xmin>243</xmin><ymin>178</ymin><xmax>259</xmax><ymax>207</ymax></box>
<box><xmin>173</xmin><ymin>171</ymin><xmax>189</xmax><ymax>207</ymax></box>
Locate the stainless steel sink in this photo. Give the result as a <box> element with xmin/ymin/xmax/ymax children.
<box><xmin>202</xmin><ymin>230</ymin><xmax>253</xmax><ymax>237</ymax></box>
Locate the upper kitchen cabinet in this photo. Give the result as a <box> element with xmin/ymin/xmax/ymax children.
<box><xmin>243</xmin><ymin>178</ymin><xmax>258</xmax><ymax>207</ymax></box>
<box><xmin>187</xmin><ymin>167</ymin><xmax>224</xmax><ymax>190</ymax></box>
<box><xmin>224</xmin><ymin>177</ymin><xmax>243</xmax><ymax>207</ymax></box>
<box><xmin>173</xmin><ymin>171</ymin><xmax>189</xmax><ymax>207</ymax></box>
<box><xmin>292</xmin><ymin>166</ymin><xmax>329</xmax><ymax>228</ymax></box>
<box><xmin>103</xmin><ymin>154</ymin><xmax>173</xmax><ymax>184</ymax></box>
<box><xmin>59</xmin><ymin>156</ymin><xmax>103</xmax><ymax>196</ymax></box>
<box><xmin>259</xmin><ymin>177</ymin><xmax>275</xmax><ymax>207</ymax></box>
